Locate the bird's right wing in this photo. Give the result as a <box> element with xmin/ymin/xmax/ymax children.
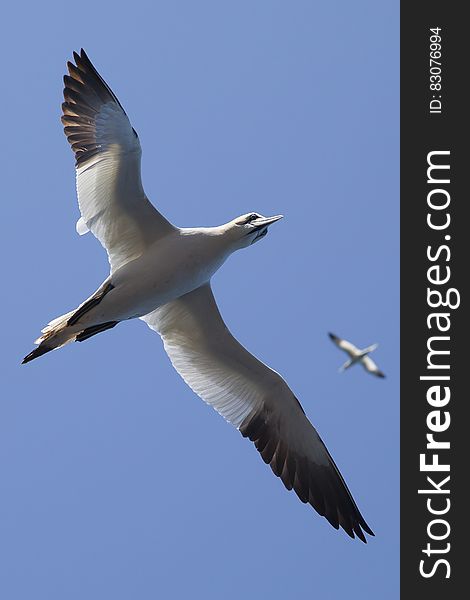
<box><xmin>328</xmin><ymin>332</ymin><xmax>359</xmax><ymax>356</ymax></box>
<box><xmin>361</xmin><ymin>356</ymin><xmax>385</xmax><ymax>378</ymax></box>
<box><xmin>142</xmin><ymin>285</ymin><xmax>374</xmax><ymax>542</ymax></box>
<box><xmin>62</xmin><ymin>49</ymin><xmax>175</xmax><ymax>273</ymax></box>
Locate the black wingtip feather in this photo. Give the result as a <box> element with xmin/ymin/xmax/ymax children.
<box><xmin>240</xmin><ymin>405</ymin><xmax>374</xmax><ymax>543</ymax></box>
<box><xmin>62</xmin><ymin>49</ymin><xmax>129</xmax><ymax>166</ymax></box>
<box><xmin>361</xmin><ymin>520</ymin><xmax>375</xmax><ymax>537</ymax></box>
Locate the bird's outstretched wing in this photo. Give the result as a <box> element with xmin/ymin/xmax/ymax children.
<box><xmin>142</xmin><ymin>285</ymin><xmax>374</xmax><ymax>542</ymax></box>
<box><xmin>328</xmin><ymin>332</ymin><xmax>359</xmax><ymax>357</ymax></box>
<box><xmin>62</xmin><ymin>49</ymin><xmax>175</xmax><ymax>272</ymax></box>
<box><xmin>361</xmin><ymin>356</ymin><xmax>385</xmax><ymax>378</ymax></box>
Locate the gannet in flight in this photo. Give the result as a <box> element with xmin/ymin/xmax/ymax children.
<box><xmin>22</xmin><ymin>49</ymin><xmax>374</xmax><ymax>542</ymax></box>
<box><xmin>329</xmin><ymin>333</ymin><xmax>385</xmax><ymax>378</ymax></box>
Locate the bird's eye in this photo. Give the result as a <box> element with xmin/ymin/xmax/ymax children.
<box><xmin>246</xmin><ymin>213</ymin><xmax>258</xmax><ymax>223</ymax></box>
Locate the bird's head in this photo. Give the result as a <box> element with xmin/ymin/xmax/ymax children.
<box><xmin>225</xmin><ymin>212</ymin><xmax>283</xmax><ymax>250</ymax></box>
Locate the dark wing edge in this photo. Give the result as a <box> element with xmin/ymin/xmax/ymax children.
<box><xmin>61</xmin><ymin>48</ymin><xmax>132</xmax><ymax>166</ymax></box>
<box><xmin>240</xmin><ymin>404</ymin><xmax>375</xmax><ymax>543</ymax></box>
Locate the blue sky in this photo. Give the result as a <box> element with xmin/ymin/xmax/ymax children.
<box><xmin>1</xmin><ymin>1</ymin><xmax>399</xmax><ymax>598</ymax></box>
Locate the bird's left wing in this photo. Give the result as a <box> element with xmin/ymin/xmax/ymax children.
<box><xmin>142</xmin><ymin>284</ymin><xmax>374</xmax><ymax>542</ymax></box>
<box><xmin>62</xmin><ymin>49</ymin><xmax>175</xmax><ymax>272</ymax></box>
<box><xmin>328</xmin><ymin>333</ymin><xmax>358</xmax><ymax>356</ymax></box>
<box><xmin>361</xmin><ymin>356</ymin><xmax>385</xmax><ymax>378</ymax></box>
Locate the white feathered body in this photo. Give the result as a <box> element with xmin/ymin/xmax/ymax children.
<box><xmin>86</xmin><ymin>229</ymin><xmax>229</xmax><ymax>324</ymax></box>
<box><xmin>39</xmin><ymin>228</ymin><xmax>231</xmax><ymax>348</ymax></box>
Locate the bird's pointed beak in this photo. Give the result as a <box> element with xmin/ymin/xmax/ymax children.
<box><xmin>252</xmin><ymin>214</ymin><xmax>284</xmax><ymax>229</ymax></box>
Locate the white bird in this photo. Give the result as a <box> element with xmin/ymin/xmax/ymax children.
<box><xmin>329</xmin><ymin>333</ymin><xmax>385</xmax><ymax>378</ymax></box>
<box><xmin>23</xmin><ymin>50</ymin><xmax>374</xmax><ymax>542</ymax></box>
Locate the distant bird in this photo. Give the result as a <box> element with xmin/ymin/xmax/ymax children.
<box><xmin>329</xmin><ymin>333</ymin><xmax>385</xmax><ymax>378</ymax></box>
<box><xmin>22</xmin><ymin>49</ymin><xmax>374</xmax><ymax>542</ymax></box>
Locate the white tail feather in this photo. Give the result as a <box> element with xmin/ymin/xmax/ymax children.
<box><xmin>35</xmin><ymin>310</ymin><xmax>76</xmax><ymax>344</ymax></box>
